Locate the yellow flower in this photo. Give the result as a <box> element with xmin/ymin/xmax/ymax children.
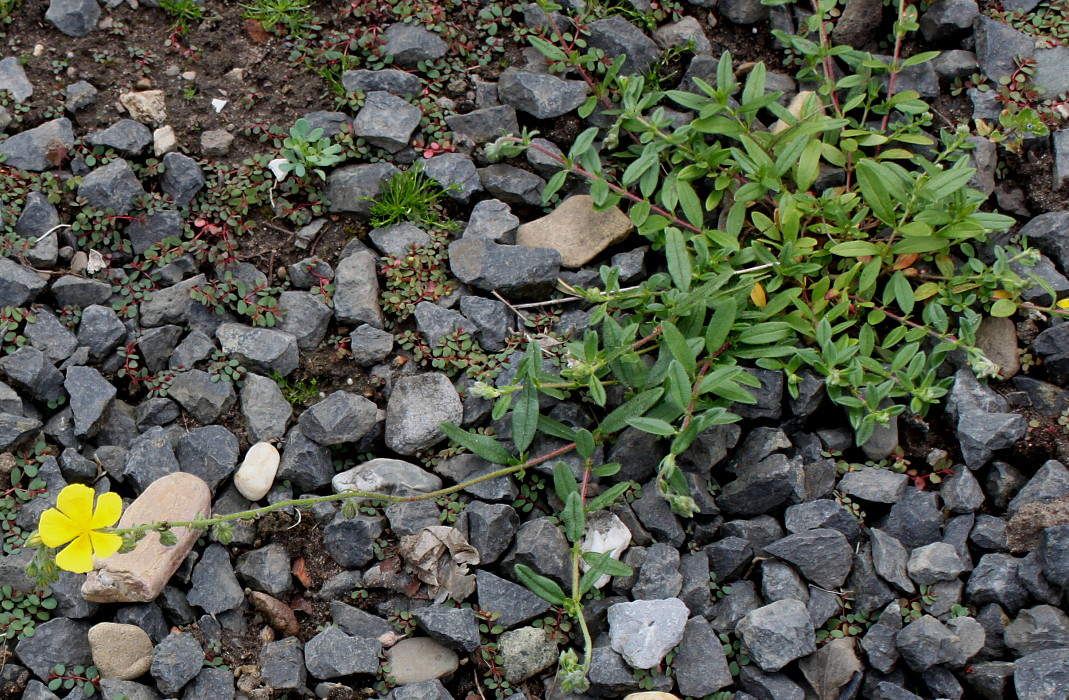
<box><xmin>38</xmin><ymin>484</ymin><xmax>123</xmax><ymax>574</ymax></box>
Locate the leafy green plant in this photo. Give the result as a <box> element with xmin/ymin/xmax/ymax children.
<box><xmin>47</xmin><ymin>664</ymin><xmax>99</xmax><ymax>697</ymax></box>
<box><xmin>189</xmin><ymin>273</ymin><xmax>284</xmax><ymax>327</ymax></box>
<box><xmin>719</xmin><ymin>632</ymin><xmax>751</xmax><ymax>676</ymax></box>
<box><xmin>277</xmin><ymin>118</ymin><xmax>345</xmax><ymax>181</ymax></box>
<box><xmin>269</xmin><ymin>371</ymin><xmax>320</xmax><ymax>407</ymax></box>
<box><xmin>159</xmin><ymin>0</ymin><xmax>205</xmax><ymax>33</ymax></box>
<box><xmin>379</xmin><ymin>230</ymin><xmax>458</xmax><ymax>323</ymax></box>
<box><xmin>0</xmin><ymin>585</ymin><xmax>57</xmax><ymax>640</ymax></box>
<box><xmin>241</xmin><ymin>0</ymin><xmax>314</xmax><ymax>35</ymax></box>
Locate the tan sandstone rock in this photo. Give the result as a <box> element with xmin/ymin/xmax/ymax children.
<box><xmin>119</xmin><ymin>90</ymin><xmax>168</xmax><ymax>126</ymax></box>
<box><xmin>515</xmin><ymin>194</ymin><xmax>631</xmax><ymax>268</ymax></box>
<box><xmin>88</xmin><ymin>622</ymin><xmax>153</xmax><ymax>679</ymax></box>
<box><xmin>81</xmin><ymin>472</ymin><xmax>210</xmax><ymax>603</ymax></box>
<box><xmin>385</xmin><ymin>636</ymin><xmax>459</xmax><ymax>685</ymax></box>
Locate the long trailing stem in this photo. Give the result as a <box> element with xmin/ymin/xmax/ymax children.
<box><xmin>110</xmin><ymin>442</ymin><xmax>578</xmax><ymax>538</ymax></box>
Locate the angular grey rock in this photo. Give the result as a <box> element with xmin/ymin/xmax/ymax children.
<box><xmin>323</xmin><ymin>511</ymin><xmax>383</xmax><ymax>567</ymax></box>
<box><xmin>907</xmin><ymin>542</ymin><xmax>965</xmax><ymax>585</ymax></box>
<box><xmin>1039</xmin><ymin>524</ymin><xmax>1069</xmax><ymax>587</ymax></box>
<box><xmin>966</xmin><ymin>661</ymin><xmax>1014</xmax><ymax>699</ymax></box>
<box><xmin>674</xmin><ymin>616</ymin><xmax>731</xmax><ymax>696</ymax></box>
<box><xmin>971</xmin><ymin>513</ymin><xmax>1008</xmax><ymax>551</ymax></box>
<box><xmin>15</xmin><ymin>190</ymin><xmax>60</xmax><ymax>267</ymax></box>
<box><xmin>326</xmin><ymin>162</ymin><xmax>399</xmax><ymax>216</ymax></box>
<box><xmin>457</xmin><ymin>297</ymin><xmax>511</xmax><ymax>352</ymax></box>
<box><xmin>298</xmin><ymin>390</ymin><xmax>379</xmax><ymax>446</ymax></box>
<box><xmin>586</xmin><ymin>16</ymin><xmax>660</xmax><ymax>75</ymax></box>
<box><xmin>0</xmin><ymin>346</ymin><xmax>65</xmax><ymax>402</ymax></box>
<box><xmin>497</xmin><ymin>70</ymin><xmax>589</xmax><ymax>119</ymax></box>
<box><xmin>838</xmin><ymin>467</ymin><xmax>908</xmax><ymax>503</ymax></box>
<box><xmin>0</xmin><ymin>118</ymin><xmax>74</xmax><ymax>172</ymax></box>
<box><xmin>421</xmin><ymin>153</ymin><xmax>481</xmax><ymax>202</ymax></box>
<box><xmin>1007</xmin><ymin>459</ymin><xmax>1069</xmax><ymax>515</ymax></box>
<box><xmin>383</xmin><ymin>22</ymin><xmax>447</xmax><ymax>67</ymax></box>
<box><xmin>216</xmin><ymin>323</ymin><xmax>299</xmax><ymax>377</ymax></box>
<box><xmin>287</xmin><ymin>257</ymin><xmax>334</xmax><ymax>289</ymax></box>
<box><xmin>632</xmin><ymin>543</ymin><xmax>682</xmax><ymax>600</ymax></box>
<box><xmin>66</xmin><ymin>80</ymin><xmax>98</xmax><ymax>113</ymax></box>
<box><xmin>957</xmin><ymin>411</ymin><xmax>1027</xmax><ymax>469</ymax></box>
<box><xmin>631</xmin><ymin>480</ymin><xmax>685</xmax><ymax>546</ymax></box>
<box><xmin>240</xmin><ymin>373</ymin><xmax>292</xmax><ymax>443</ymax></box>
<box><xmin>607</xmin><ymin>598</ymin><xmax>689</xmax><ymax>669</ymax></box>
<box><xmin>705</xmin><ymin>537</ymin><xmax>753</xmax><ymax>582</ymax></box>
<box><xmin>763</xmin><ymin>529</ymin><xmax>853</xmax><ymax>589</ymax></box>
<box><xmin>414</xmin><ymin>301</ymin><xmax>477</xmax><ymax>344</ymax></box>
<box><xmin>879</xmin><ymin>487</ymin><xmax>944</xmax><ymax>550</ymax></box>
<box><xmin>462</xmin><ymin>501</ymin><xmax>518</xmax><ymax>564</ymax></box>
<box><xmin>259</xmin><ymin>637</ymin><xmax>305</xmax><ymax>690</ymax></box>
<box><xmin>369</xmin><ymin>222</ymin><xmax>430</xmax><ymax>257</ymax></box>
<box><xmin>761</xmin><ymin>558</ymin><xmax>808</xmax><ymax>604</ymax></box>
<box><xmin>974</xmin><ymin>16</ymin><xmax>1035</xmax><ymax>82</ymax></box>
<box><xmin>65</xmin><ymin>366</ymin><xmax>116</xmax><ymax>438</ymax></box>
<box><xmin>85</xmin><ymin>119</ymin><xmax>152</xmax><ymax>156</ymax></box>
<box><xmin>449</xmin><ymin>237</ymin><xmax>560</xmax><ymax>299</ymax></box>
<box><xmin>478</xmin><ymin>164</ymin><xmax>545</xmax><ymax>206</ymax></box>
<box><xmin>715</xmin><ymin>453</ymin><xmax>798</xmax><ymax>516</ymax></box>
<box><xmin>413</xmin><ymin>606</ymin><xmax>481</xmax><ymax>653</ymax></box>
<box><xmin>445</xmin><ymin>106</ymin><xmax>519</xmax><ymax>148</ymax></box>
<box><xmin>862</xmin><ymin>601</ymin><xmax>902</xmax><ymax>673</ymax></box>
<box><xmin>502</xmin><ymin>517</ymin><xmax>571</xmax><ymax>586</ymax></box>
<box><xmin>436</xmin><ymin>453</ymin><xmax>516</xmax><ymax>502</ymax></box>
<box><xmin>920</xmin><ymin>0</ymin><xmax>978</xmax><ymax>42</ymax></box>
<box><xmin>305</xmin><ymin>626</ymin><xmax>379</xmax><ymax>678</ymax></box>
<box><xmin>896</xmin><ymin>615</ymin><xmax>958</xmax><ymax>671</ymax></box>
<box><xmin>784</xmin><ymin>499</ymin><xmax>860</xmax><ymax>542</ymax></box>
<box><xmin>333</xmin><ymin>248</ymin><xmax>384</xmax><ymax>327</ymax></box>
<box><xmin>0</xmin><ymin>257</ymin><xmax>46</xmax><ymax>308</ymax></box>
<box><xmin>137</xmin><ymin>324</ymin><xmax>183</xmax><ymax>373</ymax></box>
<box><xmin>350</xmin><ymin>324</ymin><xmax>394</xmax><ymax>367</ymax></box>
<box><xmin>941</xmin><ymin>466</ymin><xmax>985</xmax><ymax>513</ymax></box>
<box><xmin>385</xmin><ymin>373</ymin><xmax>463</xmax><ymax>455</ymax></box>
<box><xmin>353</xmin><ymin>91</ymin><xmax>422</xmax><ymax>152</ymax></box>
<box><xmin>46</xmin><ymin>0</ymin><xmax>100</xmax><ymax>36</ymax></box>
<box><xmin>736</xmin><ymin>599</ymin><xmax>816</xmax><ymax>672</ymax></box>
<box><xmin>0</xmin><ymin>57</ymin><xmax>32</xmax><ymax>103</ymax></box>
<box><xmin>168</xmin><ymin>369</ymin><xmax>236</xmax><ymax>424</ymax></box>
<box><xmin>160</xmin><ymin>152</ymin><xmax>205</xmax><ymax>207</ymax></box>
<box><xmin>303</xmin><ymin>110</ymin><xmax>350</xmax><ymax>137</ymax></box>
<box><xmin>150</xmin><ymin>632</ymin><xmax>202</xmax><ymax>696</ymax></box>
<box><xmin>329</xmin><ymin>599</ymin><xmax>392</xmax><ymax>638</ymax></box>
<box><xmin>966</xmin><ymin>553</ymin><xmax>1029</xmax><ymax>613</ymax></box>
<box><xmin>14</xmin><ymin>618</ymin><xmax>92</xmax><ymax>680</ymax></box>
<box><xmin>52</xmin><ymin>275</ymin><xmax>112</xmax><ymax>308</ymax></box>
<box><xmin>277</xmin><ymin>291</ymin><xmax>331</xmax><ymax>351</ymax></box>
<box><xmin>1014</xmin><ymin>647</ymin><xmax>1069</xmax><ymax>700</ymax></box>
<box><xmin>176</xmin><ymin>425</ymin><xmax>239</xmax><ymax>494</ymax></box>
<box><xmin>476</xmin><ymin>570</ymin><xmax>549</xmax><ymax>629</ymax></box>
<box><xmin>463</xmin><ymin>198</ymin><xmax>518</xmax><ymax>240</ymax></box>
<box><xmin>77</xmin><ymin>158</ymin><xmax>145</xmax><ymax>215</ymax></box>
<box><xmin>77</xmin><ymin>304</ymin><xmax>126</xmax><ymax>362</ymax></box>
<box><xmin>341</xmin><ymin>68</ymin><xmax>422</xmax><ymax>96</ymax></box>
<box><xmin>183</xmin><ymin>667</ymin><xmax>234</xmax><ymax>700</ymax></box>
<box><xmin>278</xmin><ymin>427</ymin><xmax>334</xmax><ymax>491</ymax></box>
<box><xmin>187</xmin><ymin>544</ymin><xmax>244</xmax><ymax>615</ymax></box>
<box><xmin>1004</xmin><ymin>604</ymin><xmax>1069</xmax><ymax>656</ymax></box>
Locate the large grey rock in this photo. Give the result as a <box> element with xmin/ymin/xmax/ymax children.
<box><xmin>412</xmin><ymin>606</ymin><xmax>480</xmax><ymax>653</ymax></box>
<box><xmin>353</xmin><ymin>91</ymin><xmax>422</xmax><ymax>152</ymax></box>
<box><xmin>478</xmin><ymin>164</ymin><xmax>545</xmax><ymax>206</ymax></box>
<box><xmin>240</xmin><ymin>373</ymin><xmax>292</xmax><ymax>442</ymax></box>
<box><xmin>150</xmin><ymin>632</ymin><xmax>202</xmax><ymax>696</ymax></box>
<box><xmin>160</xmin><ymin>152</ymin><xmax>205</xmax><ymax>206</ymax></box>
<box><xmin>341</xmin><ymin>68</ymin><xmax>422</xmax><ymax>96</ymax></box>
<box><xmin>674</xmin><ymin>616</ymin><xmax>732</xmax><ymax>695</ymax></box>
<box><xmin>449</xmin><ymin>237</ymin><xmax>560</xmax><ymax>299</ymax></box>
<box><xmin>85</xmin><ymin>119</ymin><xmax>152</xmax><ymax>156</ymax></box>
<box><xmin>475</xmin><ymin>570</ymin><xmax>549</xmax><ymax>629</ymax></box>
<box><xmin>0</xmin><ymin>258</ymin><xmax>47</xmax><ymax>308</ymax></box>
<box><xmin>278</xmin><ymin>427</ymin><xmax>334</xmax><ymax>491</ymax></box>
<box><xmin>325</xmin><ymin>162</ymin><xmax>399</xmax><ymax>216</ymax></box>
<box><xmin>908</xmin><ymin>542</ymin><xmax>966</xmax><ymax>585</ymax></box>
<box><xmin>421</xmin><ymin>153</ymin><xmax>481</xmax><ymax>202</ymax></box>
<box><xmin>736</xmin><ymin>599</ymin><xmax>816</xmax><ymax>672</ymax></box>
<box><xmin>586</xmin><ymin>16</ymin><xmax>660</xmax><ymax>75</ymax></box>
<box><xmin>304</xmin><ymin>625</ymin><xmax>379</xmax><ymax>678</ymax></box>
<box><xmin>445</xmin><ymin>106</ymin><xmax>518</xmax><ymax>148</ymax></box>
<box><xmin>14</xmin><ymin>618</ymin><xmax>92</xmax><ymax>680</ymax></box>
<box><xmin>382</xmin><ymin>22</ymin><xmax>447</xmax><ymax>67</ymax></box>
<box><xmin>77</xmin><ymin>158</ymin><xmax>145</xmax><ymax>215</ymax></box>
<box><xmin>607</xmin><ymin>598</ymin><xmax>689</xmax><ymax>669</ymax></box>
<box><xmin>65</xmin><ymin>365</ymin><xmax>116</xmax><ymax>438</ymax></box>
<box><xmin>1015</xmin><ymin>647</ymin><xmax>1069</xmax><ymax>700</ymax></box>
<box><xmin>716</xmin><ymin>454</ymin><xmax>798</xmax><ymax>515</ymax></box>
<box><xmin>13</xmin><ymin>191</ymin><xmax>60</xmax><ymax>267</ymax></box>
<box><xmin>385</xmin><ymin>373</ymin><xmax>463</xmax><ymax>455</ymax></box>
<box><xmin>497</xmin><ymin>70</ymin><xmax>588</xmax><ymax>119</ymax></box>
<box><xmin>332</xmin><ymin>458</ymin><xmax>442</xmax><ymax>500</ymax></box>
<box><xmin>333</xmin><ymin>248</ymin><xmax>384</xmax><ymax>327</ymax></box>
<box><xmin>176</xmin><ymin>425</ymin><xmax>239</xmax><ymax>494</ymax></box>
<box><xmin>0</xmin><ymin>118</ymin><xmax>74</xmax><ymax>171</ymax></box>
<box><xmin>896</xmin><ymin>615</ymin><xmax>958</xmax><ymax>671</ymax></box>
<box><xmin>501</xmin><ymin>517</ymin><xmax>571</xmax><ymax>587</ymax></box>
<box><xmin>974</xmin><ymin>16</ymin><xmax>1035</xmax><ymax>82</ymax></box>
<box><xmin>168</xmin><ymin>369</ymin><xmax>236</xmax><ymax>424</ymax></box>
<box><xmin>46</xmin><ymin>0</ymin><xmax>100</xmax><ymax>36</ymax></box>
<box><xmin>186</xmin><ymin>544</ymin><xmax>244</xmax><ymax>615</ymax></box>
<box><xmin>957</xmin><ymin>411</ymin><xmax>1027</xmax><ymax>469</ymax></box>
<box><xmin>216</xmin><ymin>323</ymin><xmax>299</xmax><ymax>377</ymax></box>
<box><xmin>259</xmin><ymin>637</ymin><xmax>305</xmax><ymax>690</ymax></box>
<box><xmin>0</xmin><ymin>57</ymin><xmax>32</xmax><ymax>102</ymax></box>
<box><xmin>920</xmin><ymin>0</ymin><xmax>978</xmax><ymax>42</ymax></box>
<box><xmin>966</xmin><ymin>553</ymin><xmax>1029</xmax><ymax>613</ymax></box>
<box><xmin>0</xmin><ymin>346</ymin><xmax>65</xmax><ymax>402</ymax></box>
<box><xmin>1005</xmin><ymin>605</ymin><xmax>1069</xmax><ymax>656</ymax></box>
<box><xmin>298</xmin><ymin>390</ymin><xmax>379</xmax><ymax>446</ymax></box>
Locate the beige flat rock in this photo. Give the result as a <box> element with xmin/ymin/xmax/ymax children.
<box><xmin>515</xmin><ymin>194</ymin><xmax>631</xmax><ymax>268</ymax></box>
<box><xmin>88</xmin><ymin>622</ymin><xmax>153</xmax><ymax>679</ymax></box>
<box><xmin>385</xmin><ymin>636</ymin><xmax>458</xmax><ymax>685</ymax></box>
<box><xmin>81</xmin><ymin>472</ymin><xmax>210</xmax><ymax>603</ymax></box>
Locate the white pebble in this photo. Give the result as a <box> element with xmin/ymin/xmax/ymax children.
<box><xmin>234</xmin><ymin>442</ymin><xmax>280</xmax><ymax>501</ymax></box>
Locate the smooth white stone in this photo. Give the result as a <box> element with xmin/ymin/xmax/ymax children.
<box><xmin>234</xmin><ymin>441</ymin><xmax>280</xmax><ymax>501</ymax></box>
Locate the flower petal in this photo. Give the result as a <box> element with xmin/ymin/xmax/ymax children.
<box><xmin>38</xmin><ymin>508</ymin><xmax>80</xmax><ymax>548</ymax></box>
<box><xmin>89</xmin><ymin>531</ymin><xmax>123</xmax><ymax>560</ymax></box>
<box><xmin>56</xmin><ymin>484</ymin><xmax>94</xmax><ymax>525</ymax></box>
<box><xmin>54</xmin><ymin>534</ymin><xmax>94</xmax><ymax>574</ymax></box>
<box><xmin>90</xmin><ymin>492</ymin><xmax>123</xmax><ymax>529</ymax></box>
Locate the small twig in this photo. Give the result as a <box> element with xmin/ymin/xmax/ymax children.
<box><xmin>492</xmin><ymin>289</ymin><xmax>532</xmax><ymax>326</ymax></box>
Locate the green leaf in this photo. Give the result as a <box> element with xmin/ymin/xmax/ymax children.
<box><xmin>553</xmin><ymin>461</ymin><xmax>579</xmax><ymax>503</ymax></box>
<box><xmin>575</xmin><ymin>429</ymin><xmax>595</xmax><ymax>460</ymax></box>
<box><xmin>664</xmin><ymin>229</ymin><xmax>693</xmax><ymax>294</ymax></box>
<box><xmin>676</xmin><ymin>179</ymin><xmax>704</xmax><ymax>229</ymax></box>
<box><xmin>830</xmin><ymin>241</ymin><xmax>882</xmax><ymax>257</ymax></box>
<box><xmin>598</xmin><ymin>388</ymin><xmax>664</xmax><ymax>435</ymax></box>
<box><xmin>538</xmin><ymin>415</ymin><xmax>579</xmax><ymax>441</ymax></box>
<box><xmin>855</xmin><ymin>160</ymin><xmax>897</xmax><ymax>225</ymax></box>
<box><xmin>662</xmin><ymin>321</ymin><xmax>696</xmax><ymax>375</ymax></box>
<box><xmin>626</xmin><ymin>416</ymin><xmax>677</xmax><ymax>436</ymax></box>
<box><xmin>514</xmin><ymin>564</ymin><xmax>567</xmax><ymax>605</ymax></box>
<box><xmin>705</xmin><ymin>298</ymin><xmax>736</xmax><ymax>353</ymax></box>
<box><xmin>569</xmin><ymin>127</ymin><xmax>598</xmax><ymax>160</ymax></box>
<box><xmin>991</xmin><ymin>298</ymin><xmax>1017</xmax><ymax>317</ymax></box>
<box><xmin>892</xmin><ymin>272</ymin><xmax>915</xmax><ymax>315</ymax></box>
<box><xmin>588</xmin><ymin>375</ymin><xmax>607</xmax><ymax>406</ymax></box>
<box><xmin>511</xmin><ymin>383</ymin><xmax>538</xmax><ymax>454</ymax></box>
<box><xmin>581</xmin><ymin>550</ymin><xmax>634</xmax><ymax>577</ymax></box>
<box><xmin>563</xmin><ymin>491</ymin><xmax>585</xmax><ymax>543</ymax></box>
<box><xmin>586</xmin><ymin>481</ymin><xmax>633</xmax><ymax>511</ymax></box>
<box><xmin>441</xmin><ymin>423</ymin><xmax>512</xmax><ymax>465</ymax></box>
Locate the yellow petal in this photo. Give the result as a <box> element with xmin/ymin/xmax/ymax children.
<box><xmin>90</xmin><ymin>492</ymin><xmax>123</xmax><ymax>529</ymax></box>
<box><xmin>89</xmin><ymin>531</ymin><xmax>123</xmax><ymax>560</ymax></box>
<box><xmin>55</xmin><ymin>534</ymin><xmax>94</xmax><ymax>574</ymax></box>
<box><xmin>1057</xmin><ymin>298</ymin><xmax>1069</xmax><ymax>309</ymax></box>
<box><xmin>56</xmin><ymin>484</ymin><xmax>94</xmax><ymax>525</ymax></box>
<box><xmin>750</xmin><ymin>282</ymin><xmax>767</xmax><ymax>308</ymax></box>
<box><xmin>38</xmin><ymin>508</ymin><xmax>80</xmax><ymax>548</ymax></box>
